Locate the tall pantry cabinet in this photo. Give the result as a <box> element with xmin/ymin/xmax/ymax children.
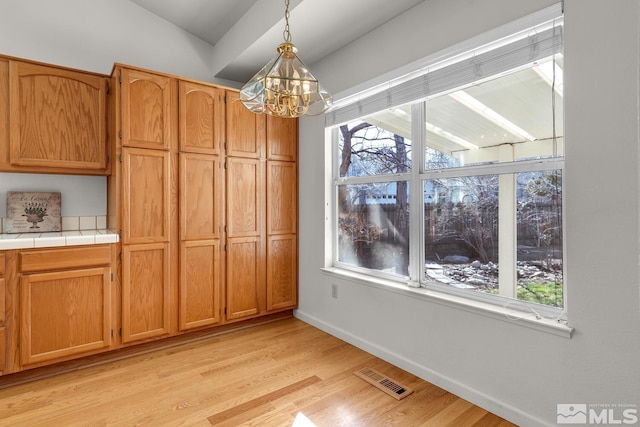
<box><xmin>111</xmin><ymin>67</ymin><xmax>174</xmax><ymax>343</ymax></box>
<box><xmin>225</xmin><ymin>91</ymin><xmax>298</xmax><ymax>320</ymax></box>
<box><xmin>178</xmin><ymin>81</ymin><xmax>224</xmax><ymax>331</ymax></box>
<box><xmin>265</xmin><ymin>115</ymin><xmax>298</xmax><ymax>311</ymax></box>
<box><xmin>109</xmin><ymin>65</ymin><xmax>297</xmax><ymax>346</ymax></box>
<box><xmin>225</xmin><ymin>90</ymin><xmax>266</xmax><ymax>320</ymax></box>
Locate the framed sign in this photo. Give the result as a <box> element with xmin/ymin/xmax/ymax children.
<box><xmin>5</xmin><ymin>192</ymin><xmax>62</xmax><ymax>233</ymax></box>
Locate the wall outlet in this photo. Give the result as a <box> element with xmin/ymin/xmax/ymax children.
<box><xmin>331</xmin><ymin>283</ymin><xmax>338</xmax><ymax>299</ymax></box>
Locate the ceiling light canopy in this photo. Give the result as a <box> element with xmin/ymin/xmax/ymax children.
<box><xmin>240</xmin><ymin>0</ymin><xmax>332</xmax><ymax>118</ymax></box>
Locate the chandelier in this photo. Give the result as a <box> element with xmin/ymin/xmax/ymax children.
<box><xmin>239</xmin><ymin>0</ymin><xmax>332</xmax><ymax>118</ymax></box>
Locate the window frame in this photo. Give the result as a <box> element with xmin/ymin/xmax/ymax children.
<box><xmin>418</xmin><ymin>153</ymin><xmax>566</xmax><ymax>320</ymax></box>
<box><xmin>328</xmin><ymin>10</ymin><xmax>566</xmax><ymax>321</ymax></box>
<box><xmin>332</xmin><ymin>124</ymin><xmax>414</xmax><ymax>282</ymax></box>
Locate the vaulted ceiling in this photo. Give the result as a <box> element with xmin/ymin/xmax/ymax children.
<box><xmin>128</xmin><ymin>0</ymin><xmax>563</xmax><ymax>162</ymax></box>
<box><xmin>129</xmin><ymin>0</ymin><xmax>426</xmax><ymax>83</ymax></box>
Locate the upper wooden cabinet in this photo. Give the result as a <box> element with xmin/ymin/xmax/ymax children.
<box><xmin>120</xmin><ymin>68</ymin><xmax>172</xmax><ymax>150</ymax></box>
<box><xmin>225</xmin><ymin>90</ymin><xmax>265</xmax><ymax>158</ymax></box>
<box><xmin>179</xmin><ymin>81</ymin><xmax>223</xmax><ymax>155</ymax></box>
<box><xmin>7</xmin><ymin>60</ymin><xmax>108</xmax><ymax>173</ymax></box>
<box><xmin>0</xmin><ymin>59</ymin><xmax>9</xmax><ymax>173</ymax></box>
<box><xmin>266</xmin><ymin>115</ymin><xmax>297</xmax><ymax>162</ymax></box>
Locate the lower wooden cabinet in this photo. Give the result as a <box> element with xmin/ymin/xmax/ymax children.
<box><xmin>226</xmin><ymin>236</ymin><xmax>264</xmax><ymax>320</ymax></box>
<box><xmin>0</xmin><ymin>251</ymin><xmax>5</xmax><ymax>374</ymax></box>
<box><xmin>122</xmin><ymin>243</ymin><xmax>171</xmax><ymax>343</ymax></box>
<box><xmin>224</xmin><ymin>142</ymin><xmax>298</xmax><ymax>322</ymax></box>
<box><xmin>0</xmin><ymin>252</ymin><xmax>5</xmax><ymax>327</ymax></box>
<box><xmin>226</xmin><ymin>234</ymin><xmax>298</xmax><ymax>320</ymax></box>
<box><xmin>179</xmin><ymin>240</ymin><xmax>221</xmax><ymax>330</ymax></box>
<box><xmin>267</xmin><ymin>234</ymin><xmax>297</xmax><ymax>311</ymax></box>
<box><xmin>20</xmin><ymin>267</ymin><xmax>110</xmax><ymax>365</ymax></box>
<box><xmin>18</xmin><ymin>245</ymin><xmax>112</xmax><ymax>366</ymax></box>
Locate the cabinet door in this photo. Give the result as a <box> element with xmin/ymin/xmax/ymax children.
<box><xmin>267</xmin><ymin>161</ymin><xmax>297</xmax><ymax>235</ymax></box>
<box><xmin>225</xmin><ymin>90</ymin><xmax>265</xmax><ymax>158</ymax></box>
<box><xmin>227</xmin><ymin>157</ymin><xmax>264</xmax><ymax>238</ymax></box>
<box><xmin>122</xmin><ymin>243</ymin><xmax>170</xmax><ymax>343</ymax></box>
<box><xmin>9</xmin><ymin>61</ymin><xmax>107</xmax><ymax>170</ymax></box>
<box><xmin>226</xmin><ymin>237</ymin><xmax>264</xmax><ymax>320</ymax></box>
<box><xmin>180</xmin><ymin>240</ymin><xmax>221</xmax><ymax>330</ymax></box>
<box><xmin>179</xmin><ymin>81</ymin><xmax>223</xmax><ymax>155</ymax></box>
<box><xmin>267</xmin><ymin>234</ymin><xmax>297</xmax><ymax>311</ymax></box>
<box><xmin>180</xmin><ymin>153</ymin><xmax>222</xmax><ymax>241</ymax></box>
<box><xmin>226</xmin><ymin>157</ymin><xmax>265</xmax><ymax>320</ymax></box>
<box><xmin>120</xmin><ymin>68</ymin><xmax>172</xmax><ymax>150</ymax></box>
<box><xmin>20</xmin><ymin>267</ymin><xmax>110</xmax><ymax>365</ymax></box>
<box><xmin>266</xmin><ymin>115</ymin><xmax>297</xmax><ymax>161</ymax></box>
<box><xmin>122</xmin><ymin>148</ymin><xmax>170</xmax><ymax>244</ymax></box>
<box><xmin>0</xmin><ymin>252</ymin><xmax>4</xmax><ymax>373</ymax></box>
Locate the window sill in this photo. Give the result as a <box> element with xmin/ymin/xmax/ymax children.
<box><xmin>321</xmin><ymin>267</ymin><xmax>574</xmax><ymax>339</ymax></box>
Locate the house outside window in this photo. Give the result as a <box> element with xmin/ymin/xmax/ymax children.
<box><xmin>327</xmin><ymin>10</ymin><xmax>564</xmax><ymax>317</ymax></box>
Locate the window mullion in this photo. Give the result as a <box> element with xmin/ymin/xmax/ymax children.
<box><xmin>409</xmin><ymin>102</ymin><xmax>426</xmax><ymax>284</ymax></box>
<box><xmin>498</xmin><ymin>146</ymin><xmax>517</xmax><ymax>298</ymax></box>
<box><xmin>329</xmin><ymin>127</ymin><xmax>340</xmax><ymax>268</ymax></box>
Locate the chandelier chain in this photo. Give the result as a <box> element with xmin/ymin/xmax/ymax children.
<box><xmin>283</xmin><ymin>0</ymin><xmax>292</xmax><ymax>43</ymax></box>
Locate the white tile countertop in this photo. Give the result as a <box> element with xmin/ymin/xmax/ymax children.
<box><xmin>0</xmin><ymin>229</ymin><xmax>119</xmax><ymax>250</ymax></box>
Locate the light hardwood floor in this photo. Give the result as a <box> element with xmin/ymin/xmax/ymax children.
<box><xmin>0</xmin><ymin>317</ymin><xmax>515</xmax><ymax>426</ymax></box>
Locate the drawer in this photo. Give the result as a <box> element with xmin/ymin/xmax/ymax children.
<box><xmin>20</xmin><ymin>245</ymin><xmax>111</xmax><ymax>273</ymax></box>
<box><xmin>0</xmin><ymin>252</ymin><xmax>4</xmax><ymax>276</ymax></box>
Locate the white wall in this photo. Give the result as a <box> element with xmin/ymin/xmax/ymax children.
<box><xmin>297</xmin><ymin>0</ymin><xmax>640</xmax><ymax>426</ymax></box>
<box><xmin>0</xmin><ymin>0</ymin><xmax>221</xmax><ymax>218</ymax></box>
<box><xmin>0</xmin><ymin>173</ymin><xmax>105</xmax><ymax>217</ymax></box>
<box><xmin>1</xmin><ymin>0</ymin><xmax>638</xmax><ymax>424</ymax></box>
<box><xmin>0</xmin><ymin>0</ymin><xmax>214</xmax><ymax>80</ymax></box>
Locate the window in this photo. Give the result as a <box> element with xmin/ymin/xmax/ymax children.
<box><xmin>328</xmin><ymin>7</ymin><xmax>564</xmax><ymax>316</ymax></box>
<box><xmin>336</xmin><ymin>110</ymin><xmax>412</xmax><ymax>278</ymax></box>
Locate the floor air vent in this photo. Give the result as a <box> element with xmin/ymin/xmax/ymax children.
<box><xmin>354</xmin><ymin>367</ymin><xmax>413</xmax><ymax>400</ymax></box>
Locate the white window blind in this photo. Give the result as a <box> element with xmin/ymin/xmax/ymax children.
<box><xmin>325</xmin><ymin>10</ymin><xmax>563</xmax><ymax>128</ymax></box>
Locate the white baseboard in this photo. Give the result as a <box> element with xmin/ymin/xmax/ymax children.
<box><xmin>294</xmin><ymin>309</ymin><xmax>551</xmax><ymax>427</ymax></box>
